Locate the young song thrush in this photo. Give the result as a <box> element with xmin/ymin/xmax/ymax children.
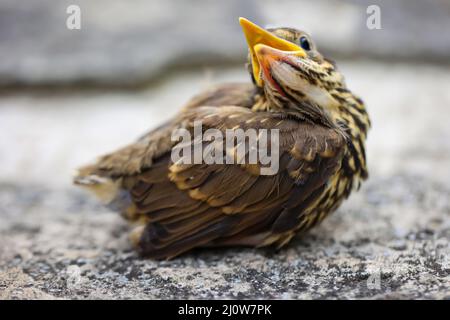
<box><xmin>74</xmin><ymin>18</ymin><xmax>370</xmax><ymax>259</ymax></box>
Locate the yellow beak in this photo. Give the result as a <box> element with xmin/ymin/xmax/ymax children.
<box><xmin>239</xmin><ymin>17</ymin><xmax>306</xmax><ymax>87</ymax></box>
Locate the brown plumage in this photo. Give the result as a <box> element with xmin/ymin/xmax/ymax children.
<box><xmin>74</xmin><ymin>18</ymin><xmax>370</xmax><ymax>259</ymax></box>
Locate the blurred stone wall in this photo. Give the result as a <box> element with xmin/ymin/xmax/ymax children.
<box><xmin>0</xmin><ymin>0</ymin><xmax>449</xmax><ymax>87</ymax></box>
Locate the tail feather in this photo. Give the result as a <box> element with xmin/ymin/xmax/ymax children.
<box><xmin>73</xmin><ymin>164</ymin><xmax>122</xmax><ymax>204</ymax></box>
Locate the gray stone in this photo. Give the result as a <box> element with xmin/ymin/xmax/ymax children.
<box><xmin>0</xmin><ymin>174</ymin><xmax>448</xmax><ymax>299</ymax></box>
<box><xmin>1</xmin><ymin>0</ymin><xmax>449</xmax><ymax>87</ymax></box>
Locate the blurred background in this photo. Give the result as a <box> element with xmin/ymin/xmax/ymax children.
<box><xmin>0</xmin><ymin>0</ymin><xmax>449</xmax><ymax>299</ymax></box>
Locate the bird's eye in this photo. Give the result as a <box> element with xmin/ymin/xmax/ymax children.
<box><xmin>299</xmin><ymin>36</ymin><xmax>311</xmax><ymax>51</ymax></box>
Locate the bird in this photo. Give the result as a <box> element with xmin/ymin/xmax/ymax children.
<box><xmin>74</xmin><ymin>18</ymin><xmax>370</xmax><ymax>259</ymax></box>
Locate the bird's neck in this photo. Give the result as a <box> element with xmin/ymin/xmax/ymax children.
<box><xmin>252</xmin><ymin>87</ymin><xmax>370</xmax><ymax>138</ymax></box>
<box><xmin>328</xmin><ymin>89</ymin><xmax>370</xmax><ymax>141</ymax></box>
<box><xmin>328</xmin><ymin>89</ymin><xmax>371</xmax><ymax>181</ymax></box>
<box><xmin>251</xmin><ymin>89</ymin><xmax>276</xmax><ymax>112</ymax></box>
<box><xmin>251</xmin><ymin>89</ymin><xmax>339</xmax><ymax>130</ymax></box>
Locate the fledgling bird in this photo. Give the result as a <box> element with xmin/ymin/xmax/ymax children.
<box><xmin>74</xmin><ymin>18</ymin><xmax>370</xmax><ymax>259</ymax></box>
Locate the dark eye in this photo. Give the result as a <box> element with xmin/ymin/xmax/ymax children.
<box><xmin>299</xmin><ymin>36</ymin><xmax>311</xmax><ymax>51</ymax></box>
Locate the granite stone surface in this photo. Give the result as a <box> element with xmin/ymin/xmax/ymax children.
<box><xmin>0</xmin><ymin>174</ymin><xmax>448</xmax><ymax>299</ymax></box>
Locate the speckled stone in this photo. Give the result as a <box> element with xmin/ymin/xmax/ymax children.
<box><xmin>0</xmin><ymin>174</ymin><xmax>448</xmax><ymax>299</ymax></box>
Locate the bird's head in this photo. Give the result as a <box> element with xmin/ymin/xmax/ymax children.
<box><xmin>239</xmin><ymin>18</ymin><xmax>366</xmax><ymax>131</ymax></box>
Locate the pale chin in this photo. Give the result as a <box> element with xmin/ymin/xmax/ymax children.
<box><xmin>271</xmin><ymin>61</ymin><xmax>338</xmax><ymax>109</ymax></box>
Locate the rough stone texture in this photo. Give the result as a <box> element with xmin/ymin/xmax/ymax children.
<box><xmin>1</xmin><ymin>0</ymin><xmax>449</xmax><ymax>87</ymax></box>
<box><xmin>0</xmin><ymin>60</ymin><xmax>449</xmax><ymax>299</ymax></box>
<box><xmin>0</xmin><ymin>175</ymin><xmax>449</xmax><ymax>299</ymax></box>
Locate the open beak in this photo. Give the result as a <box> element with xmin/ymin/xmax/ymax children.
<box><xmin>239</xmin><ymin>17</ymin><xmax>306</xmax><ymax>87</ymax></box>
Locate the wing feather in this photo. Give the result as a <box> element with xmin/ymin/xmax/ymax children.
<box><xmin>75</xmin><ymin>99</ymin><xmax>345</xmax><ymax>259</ymax></box>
